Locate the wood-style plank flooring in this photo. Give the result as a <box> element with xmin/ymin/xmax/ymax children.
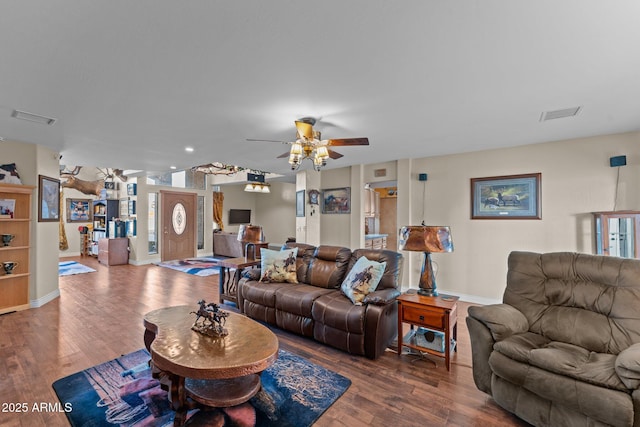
<box><xmin>0</xmin><ymin>256</ymin><xmax>529</xmax><ymax>427</ymax></box>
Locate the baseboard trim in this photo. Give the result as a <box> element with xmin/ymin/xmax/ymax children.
<box><xmin>128</xmin><ymin>258</ymin><xmax>160</xmax><ymax>266</ymax></box>
<box><xmin>31</xmin><ymin>289</ymin><xmax>61</xmax><ymax>308</ymax></box>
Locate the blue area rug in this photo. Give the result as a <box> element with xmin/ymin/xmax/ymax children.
<box><xmin>155</xmin><ymin>257</ymin><xmax>222</xmax><ymax>276</ymax></box>
<box><xmin>59</xmin><ymin>261</ymin><xmax>96</xmax><ymax>276</ymax></box>
<box><xmin>52</xmin><ymin>348</ymin><xmax>351</xmax><ymax>427</ymax></box>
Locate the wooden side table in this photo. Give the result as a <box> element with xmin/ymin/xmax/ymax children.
<box><xmin>217</xmin><ymin>257</ymin><xmax>261</xmax><ymax>305</ymax></box>
<box><xmin>397</xmin><ymin>292</ymin><xmax>459</xmax><ymax>370</ymax></box>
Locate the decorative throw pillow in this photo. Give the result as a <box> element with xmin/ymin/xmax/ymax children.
<box><xmin>341</xmin><ymin>256</ymin><xmax>387</xmax><ymax>305</ymax></box>
<box><xmin>0</xmin><ymin>163</ymin><xmax>22</xmax><ymax>184</ymax></box>
<box><xmin>259</xmin><ymin>247</ymin><xmax>298</xmax><ymax>284</ymax></box>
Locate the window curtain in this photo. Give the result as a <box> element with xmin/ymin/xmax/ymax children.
<box><xmin>213</xmin><ymin>191</ymin><xmax>224</xmax><ymax>231</ymax></box>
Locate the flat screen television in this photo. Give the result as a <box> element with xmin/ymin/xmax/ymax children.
<box><xmin>229</xmin><ymin>209</ymin><xmax>251</xmax><ymax>224</ymax></box>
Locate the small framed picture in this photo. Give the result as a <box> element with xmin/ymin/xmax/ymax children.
<box><xmin>322</xmin><ymin>187</ymin><xmax>351</xmax><ymax>214</ymax></box>
<box><xmin>471</xmin><ymin>173</ymin><xmax>541</xmax><ymax>219</ymax></box>
<box><xmin>66</xmin><ymin>199</ymin><xmax>92</xmax><ymax>223</ymax></box>
<box><xmin>38</xmin><ymin>175</ymin><xmax>61</xmax><ymax>222</ymax></box>
<box><xmin>296</xmin><ymin>190</ymin><xmax>305</xmax><ymax>217</ymax></box>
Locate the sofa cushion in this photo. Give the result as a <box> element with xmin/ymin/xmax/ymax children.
<box><xmin>340</xmin><ymin>256</ymin><xmax>386</xmax><ymax>305</ymax></box>
<box><xmin>274</xmin><ymin>283</ymin><xmax>334</xmax><ymax>317</ymax></box>
<box><xmin>240</xmin><ymin>281</ymin><xmax>295</xmax><ymax>308</ymax></box>
<box><xmin>312</xmin><ymin>293</ymin><xmax>366</xmax><ymax>334</ymax></box>
<box><xmin>495</xmin><ymin>333</ymin><xmax>627</xmax><ymax>391</ymax></box>
<box><xmin>505</xmin><ymin>251</ymin><xmax>640</xmax><ymax>355</ymax></box>
<box><xmin>282</xmin><ymin>242</ymin><xmax>316</xmax><ymax>283</ymax></box>
<box><xmin>350</xmin><ymin>249</ymin><xmax>403</xmax><ymax>291</ymax></box>
<box><xmin>259</xmin><ymin>247</ymin><xmax>298</xmax><ymax>283</ymax></box>
<box><xmin>490</xmin><ymin>351</ymin><xmax>633</xmax><ymax>427</ymax></box>
<box><xmin>306</xmin><ymin>246</ymin><xmax>352</xmax><ymax>289</ymax></box>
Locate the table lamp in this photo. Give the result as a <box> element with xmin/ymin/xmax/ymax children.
<box><xmin>399</xmin><ymin>225</ymin><xmax>454</xmax><ymax>297</ymax></box>
<box><xmin>237</xmin><ymin>224</ymin><xmax>265</xmax><ymax>260</ymax></box>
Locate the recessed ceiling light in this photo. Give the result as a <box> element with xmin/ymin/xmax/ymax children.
<box><xmin>11</xmin><ymin>109</ymin><xmax>57</xmax><ymax>125</ymax></box>
<box><xmin>185</xmin><ymin>147</ymin><xmax>194</xmax><ymax>153</ymax></box>
<box><xmin>170</xmin><ymin>166</ymin><xmax>177</xmax><ymax>170</ymax></box>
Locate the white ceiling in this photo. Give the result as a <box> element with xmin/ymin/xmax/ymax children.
<box><xmin>1</xmin><ymin>1</ymin><xmax>639</xmax><ymax>177</ymax></box>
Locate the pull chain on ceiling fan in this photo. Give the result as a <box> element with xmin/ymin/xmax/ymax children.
<box><xmin>247</xmin><ymin>117</ymin><xmax>369</xmax><ymax>171</ymax></box>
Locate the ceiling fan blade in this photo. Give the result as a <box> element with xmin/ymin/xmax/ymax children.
<box><xmin>276</xmin><ymin>151</ymin><xmax>291</xmax><ymax>159</ymax></box>
<box><xmin>246</xmin><ymin>138</ymin><xmax>288</xmax><ymax>143</ymax></box>
<box><xmin>295</xmin><ymin>121</ymin><xmax>314</xmax><ymax>140</ymax></box>
<box><xmin>327</xmin><ymin>137</ymin><xmax>369</xmax><ymax>146</ymax></box>
<box><xmin>328</xmin><ymin>149</ymin><xmax>343</xmax><ymax>159</ymax></box>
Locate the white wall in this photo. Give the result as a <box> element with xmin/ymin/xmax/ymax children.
<box><xmin>216</xmin><ymin>181</ymin><xmax>296</xmax><ymax>247</ymax></box>
<box><xmin>254</xmin><ymin>181</ymin><xmax>296</xmax><ymax>247</ymax></box>
<box><xmin>294</xmin><ymin>131</ymin><xmax>640</xmax><ymax>304</ymax></box>
<box><xmin>319</xmin><ymin>167</ymin><xmax>352</xmax><ymax>247</ymax></box>
<box><xmin>404</xmin><ymin>131</ymin><xmax>640</xmax><ymax>303</ymax></box>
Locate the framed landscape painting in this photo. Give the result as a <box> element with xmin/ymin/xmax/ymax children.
<box><xmin>471</xmin><ymin>173</ymin><xmax>541</xmax><ymax>219</ymax></box>
<box><xmin>322</xmin><ymin>187</ymin><xmax>350</xmax><ymax>214</ymax></box>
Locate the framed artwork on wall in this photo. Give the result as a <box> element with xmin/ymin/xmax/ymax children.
<box><xmin>322</xmin><ymin>187</ymin><xmax>351</xmax><ymax>214</ymax></box>
<box><xmin>66</xmin><ymin>198</ymin><xmax>92</xmax><ymax>223</ymax></box>
<box><xmin>296</xmin><ymin>190</ymin><xmax>305</xmax><ymax>217</ymax></box>
<box><xmin>470</xmin><ymin>173</ymin><xmax>541</xmax><ymax>219</ymax></box>
<box><xmin>38</xmin><ymin>175</ymin><xmax>61</xmax><ymax>222</ymax></box>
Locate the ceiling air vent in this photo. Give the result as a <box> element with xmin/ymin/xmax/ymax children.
<box><xmin>11</xmin><ymin>109</ymin><xmax>57</xmax><ymax>125</ymax></box>
<box><xmin>540</xmin><ymin>106</ymin><xmax>582</xmax><ymax>122</ymax></box>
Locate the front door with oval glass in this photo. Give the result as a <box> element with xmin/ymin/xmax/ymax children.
<box><xmin>161</xmin><ymin>191</ymin><xmax>196</xmax><ymax>261</ymax></box>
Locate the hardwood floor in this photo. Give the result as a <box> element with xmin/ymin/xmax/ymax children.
<box><xmin>0</xmin><ymin>256</ymin><xmax>529</xmax><ymax>427</ymax></box>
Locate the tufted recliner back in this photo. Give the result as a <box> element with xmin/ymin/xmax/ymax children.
<box><xmin>504</xmin><ymin>251</ymin><xmax>640</xmax><ymax>355</ymax></box>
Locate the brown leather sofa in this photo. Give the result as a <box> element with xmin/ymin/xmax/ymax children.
<box><xmin>237</xmin><ymin>243</ymin><xmax>404</xmax><ymax>359</ymax></box>
<box><xmin>467</xmin><ymin>251</ymin><xmax>640</xmax><ymax>427</ymax></box>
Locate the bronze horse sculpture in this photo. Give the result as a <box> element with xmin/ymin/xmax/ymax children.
<box><xmin>191</xmin><ymin>299</ymin><xmax>229</xmax><ymax>337</ymax></box>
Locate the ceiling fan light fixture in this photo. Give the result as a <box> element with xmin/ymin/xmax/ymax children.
<box><xmin>290</xmin><ymin>141</ymin><xmax>303</xmax><ymax>155</ymax></box>
<box><xmin>315</xmin><ymin>146</ymin><xmax>329</xmax><ymax>159</ymax></box>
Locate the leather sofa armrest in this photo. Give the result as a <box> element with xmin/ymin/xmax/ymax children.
<box><xmin>467</xmin><ymin>304</ymin><xmax>529</xmax><ymax>341</ymax></box>
<box><xmin>616</xmin><ymin>343</ymin><xmax>640</xmax><ymax>389</ymax></box>
<box><xmin>242</xmin><ymin>268</ymin><xmax>261</xmax><ymax>281</ymax></box>
<box><xmin>363</xmin><ymin>288</ymin><xmax>401</xmax><ymax>305</ymax></box>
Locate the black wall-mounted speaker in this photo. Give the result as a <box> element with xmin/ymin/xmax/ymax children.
<box><xmin>610</xmin><ymin>155</ymin><xmax>627</xmax><ymax>167</ymax></box>
<box><xmin>418</xmin><ymin>173</ymin><xmax>428</xmax><ymax>181</ymax></box>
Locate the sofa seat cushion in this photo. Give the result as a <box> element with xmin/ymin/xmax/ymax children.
<box><xmin>240</xmin><ymin>281</ymin><xmax>296</xmax><ymax>308</ymax></box>
<box><xmin>274</xmin><ymin>284</ymin><xmax>334</xmax><ymax>317</ymax></box>
<box><xmin>490</xmin><ymin>351</ymin><xmax>633</xmax><ymax>427</ymax></box>
<box><xmin>311</xmin><ymin>293</ymin><xmax>366</xmax><ymax>334</ymax></box>
<box><xmin>495</xmin><ymin>333</ymin><xmax>627</xmax><ymax>392</ymax></box>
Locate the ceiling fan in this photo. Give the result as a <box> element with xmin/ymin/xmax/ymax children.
<box><xmin>247</xmin><ymin>117</ymin><xmax>369</xmax><ymax>171</ymax></box>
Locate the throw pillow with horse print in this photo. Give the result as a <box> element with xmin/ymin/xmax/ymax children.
<box><xmin>0</xmin><ymin>163</ymin><xmax>22</xmax><ymax>184</ymax></box>
<box><xmin>259</xmin><ymin>247</ymin><xmax>299</xmax><ymax>284</ymax></box>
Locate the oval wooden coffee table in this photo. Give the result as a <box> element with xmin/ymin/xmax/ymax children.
<box><xmin>143</xmin><ymin>305</ymin><xmax>279</xmax><ymax>426</ymax></box>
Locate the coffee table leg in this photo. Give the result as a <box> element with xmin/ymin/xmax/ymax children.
<box><xmin>167</xmin><ymin>374</ymin><xmax>187</xmax><ymax>426</ymax></box>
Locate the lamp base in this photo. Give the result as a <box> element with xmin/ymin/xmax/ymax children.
<box><xmin>418</xmin><ymin>288</ymin><xmax>438</xmax><ymax>297</ymax></box>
